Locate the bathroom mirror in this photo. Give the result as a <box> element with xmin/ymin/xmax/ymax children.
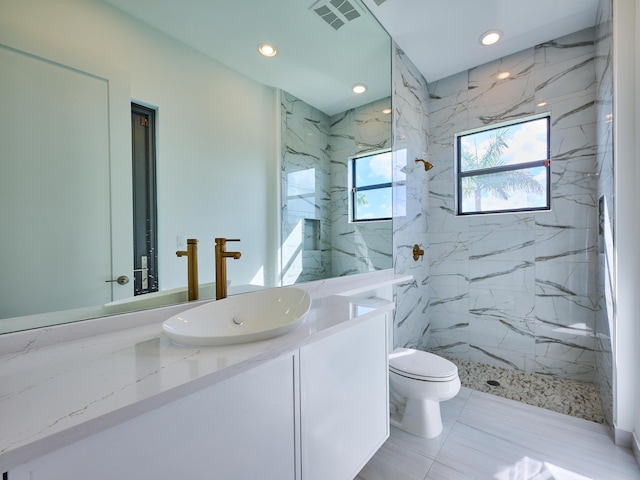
<box><xmin>0</xmin><ymin>0</ymin><xmax>391</xmax><ymax>333</ymax></box>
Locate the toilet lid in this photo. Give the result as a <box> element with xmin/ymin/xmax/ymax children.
<box><xmin>389</xmin><ymin>348</ymin><xmax>458</xmax><ymax>381</ymax></box>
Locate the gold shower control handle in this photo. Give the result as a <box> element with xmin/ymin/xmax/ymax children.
<box><xmin>412</xmin><ymin>244</ymin><xmax>424</xmax><ymax>261</ymax></box>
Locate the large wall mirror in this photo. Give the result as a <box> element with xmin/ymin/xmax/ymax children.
<box><xmin>0</xmin><ymin>0</ymin><xmax>391</xmax><ymax>333</ymax></box>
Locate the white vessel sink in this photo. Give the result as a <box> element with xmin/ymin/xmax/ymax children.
<box><xmin>162</xmin><ymin>287</ymin><xmax>312</xmax><ymax>346</ymax></box>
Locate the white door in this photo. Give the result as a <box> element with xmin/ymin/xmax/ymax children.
<box><xmin>0</xmin><ymin>41</ymin><xmax>132</xmax><ymax>319</ymax></box>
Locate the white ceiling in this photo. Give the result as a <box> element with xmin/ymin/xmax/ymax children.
<box><xmin>102</xmin><ymin>0</ymin><xmax>599</xmax><ymax>115</ymax></box>
<box><xmin>102</xmin><ymin>0</ymin><xmax>391</xmax><ymax>116</ymax></box>
<box><xmin>362</xmin><ymin>0</ymin><xmax>599</xmax><ymax>83</ymax></box>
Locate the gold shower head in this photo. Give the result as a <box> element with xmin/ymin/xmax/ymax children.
<box><xmin>415</xmin><ymin>158</ymin><xmax>433</xmax><ymax>171</ymax></box>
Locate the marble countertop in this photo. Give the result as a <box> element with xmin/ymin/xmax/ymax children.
<box><xmin>0</xmin><ymin>294</ymin><xmax>395</xmax><ymax>472</ymax></box>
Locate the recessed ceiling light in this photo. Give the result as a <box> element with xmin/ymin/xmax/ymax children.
<box><xmin>352</xmin><ymin>83</ymin><xmax>367</xmax><ymax>94</ymax></box>
<box><xmin>258</xmin><ymin>44</ymin><xmax>277</xmax><ymax>57</ymax></box>
<box><xmin>480</xmin><ymin>30</ymin><xmax>502</xmax><ymax>46</ymax></box>
<box><xmin>382</xmin><ymin>108</ymin><xmax>392</xmax><ymax>115</ymax></box>
<box><xmin>496</xmin><ymin>71</ymin><xmax>510</xmax><ymax>80</ymax></box>
<box><xmin>537</xmin><ymin>101</ymin><xmax>548</xmax><ymax>107</ymax></box>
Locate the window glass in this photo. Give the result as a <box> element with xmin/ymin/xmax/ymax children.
<box><xmin>351</xmin><ymin>150</ymin><xmax>392</xmax><ymax>221</ymax></box>
<box><xmin>460</xmin><ymin>166</ymin><xmax>548</xmax><ymax>213</ymax></box>
<box><xmin>354</xmin><ymin>186</ymin><xmax>392</xmax><ymax>220</ymax></box>
<box><xmin>459</xmin><ymin>118</ymin><xmax>548</xmax><ymax>171</ymax></box>
<box><xmin>456</xmin><ymin>115</ymin><xmax>550</xmax><ymax>215</ymax></box>
<box><xmin>354</xmin><ymin>152</ymin><xmax>392</xmax><ymax>188</ymax></box>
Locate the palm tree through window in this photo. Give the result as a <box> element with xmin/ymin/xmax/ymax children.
<box><xmin>456</xmin><ymin>115</ymin><xmax>551</xmax><ymax>215</ymax></box>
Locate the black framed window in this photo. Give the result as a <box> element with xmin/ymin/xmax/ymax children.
<box><xmin>350</xmin><ymin>149</ymin><xmax>392</xmax><ymax>222</ymax></box>
<box><xmin>456</xmin><ymin>115</ymin><xmax>551</xmax><ymax>215</ymax></box>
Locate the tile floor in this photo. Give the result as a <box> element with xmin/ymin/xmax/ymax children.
<box><xmin>356</xmin><ymin>387</ymin><xmax>640</xmax><ymax>480</ymax></box>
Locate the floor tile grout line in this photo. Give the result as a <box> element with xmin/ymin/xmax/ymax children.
<box><xmin>357</xmin><ymin>384</ymin><xmax>639</xmax><ymax>480</ymax></box>
<box><xmin>399</xmin><ymin>390</ymin><xmax>476</xmax><ymax>463</ymax></box>
<box><xmin>451</xmin><ymin>390</ymin><xmax>639</xmax><ymax>477</ymax></box>
<box><xmin>420</xmin><ymin>390</ymin><xmax>477</xmax><ymax>478</ymax></box>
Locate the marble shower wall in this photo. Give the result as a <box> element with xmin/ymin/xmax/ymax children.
<box><xmin>426</xmin><ymin>28</ymin><xmax>599</xmax><ymax>383</ymax></box>
<box><xmin>280</xmin><ymin>91</ymin><xmax>392</xmax><ymax>285</ymax></box>
<box><xmin>281</xmin><ymin>92</ymin><xmax>332</xmax><ymax>285</ymax></box>
<box><xmin>329</xmin><ymin>98</ymin><xmax>393</xmax><ymax>277</ymax></box>
<box><xmin>391</xmin><ymin>45</ymin><xmax>431</xmax><ymax>350</ymax></box>
<box><xmin>594</xmin><ymin>0</ymin><xmax>614</xmax><ymax>425</ymax></box>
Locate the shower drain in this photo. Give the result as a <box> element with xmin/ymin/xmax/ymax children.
<box><xmin>486</xmin><ymin>380</ymin><xmax>501</xmax><ymax>387</ymax></box>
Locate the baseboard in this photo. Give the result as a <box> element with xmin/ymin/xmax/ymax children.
<box><xmin>613</xmin><ymin>426</ymin><xmax>640</xmax><ymax>468</ymax></box>
<box><xmin>614</xmin><ymin>426</ymin><xmax>634</xmax><ymax>449</ymax></box>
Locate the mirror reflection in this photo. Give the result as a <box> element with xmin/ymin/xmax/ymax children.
<box><xmin>281</xmin><ymin>93</ymin><xmax>392</xmax><ymax>285</ymax></box>
<box><xmin>0</xmin><ymin>0</ymin><xmax>392</xmax><ymax>333</ymax></box>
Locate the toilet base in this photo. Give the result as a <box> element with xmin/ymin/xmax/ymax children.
<box><xmin>390</xmin><ymin>397</ymin><xmax>443</xmax><ymax>439</ymax></box>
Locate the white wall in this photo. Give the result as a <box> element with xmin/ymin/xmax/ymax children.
<box><xmin>0</xmin><ymin>0</ymin><xmax>279</xmax><ymax>294</ymax></box>
<box><xmin>612</xmin><ymin>0</ymin><xmax>640</xmax><ymax>446</ymax></box>
<box><xmin>633</xmin><ymin>0</ymin><xmax>640</xmax><ymax>457</ymax></box>
<box><xmin>636</xmin><ymin>0</ymin><xmax>640</xmax><ymax>457</ymax></box>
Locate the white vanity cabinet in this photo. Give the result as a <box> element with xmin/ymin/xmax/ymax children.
<box><xmin>300</xmin><ymin>313</ymin><xmax>389</xmax><ymax>480</ymax></box>
<box><xmin>9</xmin><ymin>355</ymin><xmax>297</xmax><ymax>480</ymax></box>
<box><xmin>7</xmin><ymin>312</ymin><xmax>390</xmax><ymax>480</ymax></box>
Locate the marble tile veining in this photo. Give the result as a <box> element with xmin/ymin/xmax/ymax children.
<box><xmin>593</xmin><ymin>0</ymin><xmax>614</xmax><ymax>427</ymax></box>
<box><xmin>391</xmin><ymin>45</ymin><xmax>431</xmax><ymax>351</ymax></box>
<box><xmin>426</xmin><ymin>27</ymin><xmax>602</xmax><ymax>383</ymax></box>
<box><xmin>280</xmin><ymin>91</ymin><xmax>392</xmax><ymax>284</ymax></box>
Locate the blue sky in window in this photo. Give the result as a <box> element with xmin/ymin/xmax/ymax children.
<box><xmin>460</xmin><ymin>118</ymin><xmax>548</xmax><ymax>169</ymax></box>
<box><xmin>459</xmin><ymin>118</ymin><xmax>549</xmax><ymax>213</ymax></box>
<box><xmin>356</xmin><ymin>187</ymin><xmax>392</xmax><ymax>219</ymax></box>
<box><xmin>353</xmin><ymin>151</ymin><xmax>392</xmax><ymax>220</ymax></box>
<box><xmin>355</xmin><ymin>151</ymin><xmax>392</xmax><ymax>187</ymax></box>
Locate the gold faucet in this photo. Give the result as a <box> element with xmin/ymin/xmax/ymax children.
<box><xmin>176</xmin><ymin>238</ymin><xmax>199</xmax><ymax>301</ymax></box>
<box><xmin>215</xmin><ymin>238</ymin><xmax>241</xmax><ymax>300</ymax></box>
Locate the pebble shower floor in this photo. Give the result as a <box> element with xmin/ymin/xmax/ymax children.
<box><xmin>443</xmin><ymin>355</ymin><xmax>607</xmax><ymax>425</ymax></box>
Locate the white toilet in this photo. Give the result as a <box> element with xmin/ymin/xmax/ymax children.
<box><xmin>388</xmin><ymin>347</ymin><xmax>461</xmax><ymax>439</ymax></box>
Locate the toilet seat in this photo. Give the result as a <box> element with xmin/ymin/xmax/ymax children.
<box><xmin>389</xmin><ymin>348</ymin><xmax>458</xmax><ymax>382</ymax></box>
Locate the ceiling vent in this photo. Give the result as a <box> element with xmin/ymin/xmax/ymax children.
<box><xmin>310</xmin><ymin>0</ymin><xmax>366</xmax><ymax>30</ymax></box>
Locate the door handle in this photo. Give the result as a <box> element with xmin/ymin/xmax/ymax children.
<box><xmin>106</xmin><ymin>275</ymin><xmax>130</xmax><ymax>285</ymax></box>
